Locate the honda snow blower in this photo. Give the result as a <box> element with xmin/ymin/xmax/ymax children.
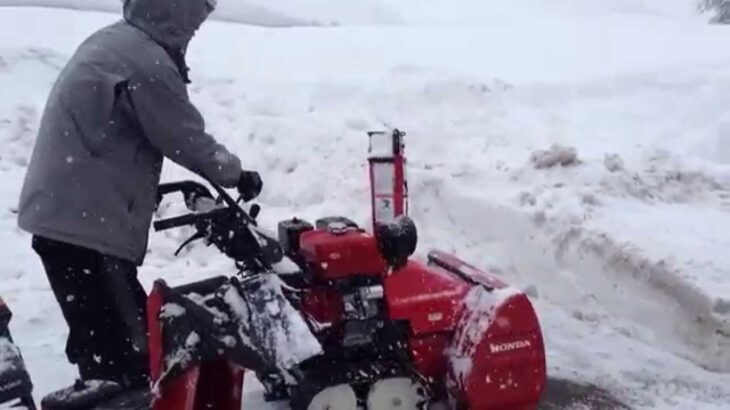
<box><xmin>40</xmin><ymin>129</ymin><xmax>546</xmax><ymax>410</ymax></box>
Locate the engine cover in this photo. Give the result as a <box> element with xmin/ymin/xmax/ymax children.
<box><xmin>299</xmin><ymin>228</ymin><xmax>386</xmax><ymax>281</ymax></box>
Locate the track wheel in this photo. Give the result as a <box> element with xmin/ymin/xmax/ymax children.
<box><xmin>367</xmin><ymin>377</ymin><xmax>429</xmax><ymax>410</ymax></box>
<box><xmin>306</xmin><ymin>384</ymin><xmax>358</xmax><ymax>410</ymax></box>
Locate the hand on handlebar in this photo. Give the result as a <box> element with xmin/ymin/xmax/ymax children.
<box><xmin>153</xmin><ymin>179</ymin><xmax>281</xmax><ymax>269</ymax></box>
<box><xmin>237</xmin><ymin>170</ymin><xmax>262</xmax><ymax>202</ymax></box>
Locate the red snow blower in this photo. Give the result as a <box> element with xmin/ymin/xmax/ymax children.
<box><xmin>41</xmin><ymin>129</ymin><xmax>546</xmax><ymax>410</ymax></box>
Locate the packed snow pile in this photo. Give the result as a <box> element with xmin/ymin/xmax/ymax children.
<box><xmin>0</xmin><ymin>0</ymin><xmax>399</xmax><ymax>26</ymax></box>
<box><xmin>389</xmin><ymin>0</ymin><xmax>702</xmax><ymax>24</ymax></box>
<box><xmin>0</xmin><ymin>0</ymin><xmax>319</xmax><ymax>26</ymax></box>
<box><xmin>530</xmin><ymin>145</ymin><xmax>580</xmax><ymax>169</ymax></box>
<box><xmin>1</xmin><ymin>1</ymin><xmax>730</xmax><ymax>409</ymax></box>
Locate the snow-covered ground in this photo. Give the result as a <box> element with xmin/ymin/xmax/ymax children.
<box><xmin>1</xmin><ymin>1</ymin><xmax>730</xmax><ymax>409</ymax></box>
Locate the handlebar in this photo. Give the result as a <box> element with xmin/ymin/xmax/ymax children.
<box><xmin>156</xmin><ymin>180</ymin><xmax>214</xmax><ymax>211</ymax></box>
<box><xmin>153</xmin><ymin>213</ymin><xmax>200</xmax><ymax>232</ymax></box>
<box><xmin>153</xmin><ymin>178</ymin><xmax>281</xmax><ymax>271</ymax></box>
<box><xmin>157</xmin><ymin>181</ymin><xmax>213</xmax><ymax>199</ymax></box>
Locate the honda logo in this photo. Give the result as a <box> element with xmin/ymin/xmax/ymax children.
<box><xmin>489</xmin><ymin>340</ymin><xmax>532</xmax><ymax>354</ymax></box>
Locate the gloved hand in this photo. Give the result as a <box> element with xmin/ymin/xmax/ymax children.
<box><xmin>237</xmin><ymin>170</ymin><xmax>262</xmax><ymax>202</ymax></box>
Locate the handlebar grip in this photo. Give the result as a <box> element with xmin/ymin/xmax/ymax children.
<box><xmin>153</xmin><ymin>213</ymin><xmax>200</xmax><ymax>231</ymax></box>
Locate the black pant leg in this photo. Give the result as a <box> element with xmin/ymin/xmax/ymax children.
<box><xmin>98</xmin><ymin>255</ymin><xmax>150</xmax><ymax>387</ymax></box>
<box><xmin>31</xmin><ymin>236</ymin><xmax>149</xmax><ymax>387</ymax></box>
<box><xmin>32</xmin><ymin>236</ymin><xmax>104</xmax><ymax>375</ymax></box>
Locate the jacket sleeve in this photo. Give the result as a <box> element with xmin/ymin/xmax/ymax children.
<box><xmin>126</xmin><ymin>64</ymin><xmax>242</xmax><ymax>188</ymax></box>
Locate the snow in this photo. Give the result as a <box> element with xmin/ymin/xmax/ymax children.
<box><xmin>155</xmin><ymin>330</ymin><xmax>200</xmax><ymax>391</ymax></box>
<box><xmin>530</xmin><ymin>145</ymin><xmax>581</xmax><ymax>169</ymax></box>
<box><xmin>159</xmin><ymin>303</ymin><xmax>185</xmax><ymax>319</ymax></box>
<box><xmin>0</xmin><ymin>337</ymin><xmax>20</xmax><ymax>374</ymax></box>
<box><xmin>222</xmin><ymin>276</ymin><xmax>322</xmax><ymax>379</ymax></box>
<box><xmin>0</xmin><ymin>1</ymin><xmax>729</xmax><ymax>409</ymax></box>
<box><xmin>0</xmin><ymin>0</ymin><xmax>317</xmax><ymax>27</ymax></box>
<box><xmin>271</xmin><ymin>256</ymin><xmax>301</xmax><ymax>275</ymax></box>
<box><xmin>447</xmin><ymin>285</ymin><xmax>521</xmax><ymax>385</ymax></box>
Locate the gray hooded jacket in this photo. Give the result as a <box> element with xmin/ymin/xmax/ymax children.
<box><xmin>18</xmin><ymin>0</ymin><xmax>242</xmax><ymax>265</ymax></box>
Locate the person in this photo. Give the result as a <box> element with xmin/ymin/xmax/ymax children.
<box><xmin>16</xmin><ymin>0</ymin><xmax>261</xmax><ymax>388</ymax></box>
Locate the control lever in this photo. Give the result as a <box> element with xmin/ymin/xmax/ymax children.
<box><xmin>235</xmin><ymin>193</ymin><xmax>260</xmax><ymax>221</ymax></box>
<box><xmin>249</xmin><ymin>204</ymin><xmax>261</xmax><ymax>220</ymax></box>
<box><xmin>174</xmin><ymin>230</ymin><xmax>206</xmax><ymax>256</ymax></box>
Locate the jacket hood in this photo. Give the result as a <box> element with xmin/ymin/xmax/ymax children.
<box><xmin>123</xmin><ymin>0</ymin><xmax>211</xmax><ymax>52</ymax></box>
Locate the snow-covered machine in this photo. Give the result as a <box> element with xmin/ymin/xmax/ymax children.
<box><xmin>41</xmin><ymin>129</ymin><xmax>547</xmax><ymax>409</ymax></box>
<box><xmin>0</xmin><ymin>297</ymin><xmax>36</xmax><ymax>410</ymax></box>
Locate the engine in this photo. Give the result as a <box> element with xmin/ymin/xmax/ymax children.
<box><xmin>276</xmin><ymin>216</ymin><xmax>409</xmax><ymax>398</ymax></box>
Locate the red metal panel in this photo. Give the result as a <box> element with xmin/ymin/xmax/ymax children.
<box><xmin>428</xmin><ymin>250</ymin><xmax>508</xmax><ymax>290</ymax></box>
<box><xmin>409</xmin><ymin>334</ymin><xmax>450</xmax><ymax>382</ymax></box>
<box><xmin>194</xmin><ymin>359</ymin><xmax>244</xmax><ymax>410</ymax></box>
<box><xmin>147</xmin><ymin>281</ymin><xmax>165</xmax><ymax>384</ymax></box>
<box><xmin>148</xmin><ymin>280</ymin><xmax>246</xmax><ymax>410</ymax></box>
<box><xmin>149</xmin><ymin>281</ymin><xmax>200</xmax><ymax>410</ymax></box>
<box><xmin>299</xmin><ymin>229</ymin><xmax>386</xmax><ymax>280</ymax></box>
<box><xmin>148</xmin><ymin>281</ymin><xmax>246</xmax><ymax>410</ymax></box>
<box><xmin>385</xmin><ymin>261</ymin><xmax>470</xmax><ymax>335</ymax></box>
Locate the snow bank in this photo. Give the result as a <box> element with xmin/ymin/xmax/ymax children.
<box><xmin>0</xmin><ymin>0</ymin><xmax>316</xmax><ymax>26</ymax></box>
<box><xmin>0</xmin><ymin>0</ymin><xmax>402</xmax><ymax>26</ymax></box>
<box><xmin>0</xmin><ymin>0</ymin><xmax>121</xmax><ymax>14</ymax></box>
<box><xmin>387</xmin><ymin>0</ymin><xmax>702</xmax><ymax>24</ymax></box>
<box><xmin>530</xmin><ymin>145</ymin><xmax>580</xmax><ymax>169</ymax></box>
<box><xmin>0</xmin><ymin>0</ymin><xmax>702</xmax><ymax>27</ymax></box>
